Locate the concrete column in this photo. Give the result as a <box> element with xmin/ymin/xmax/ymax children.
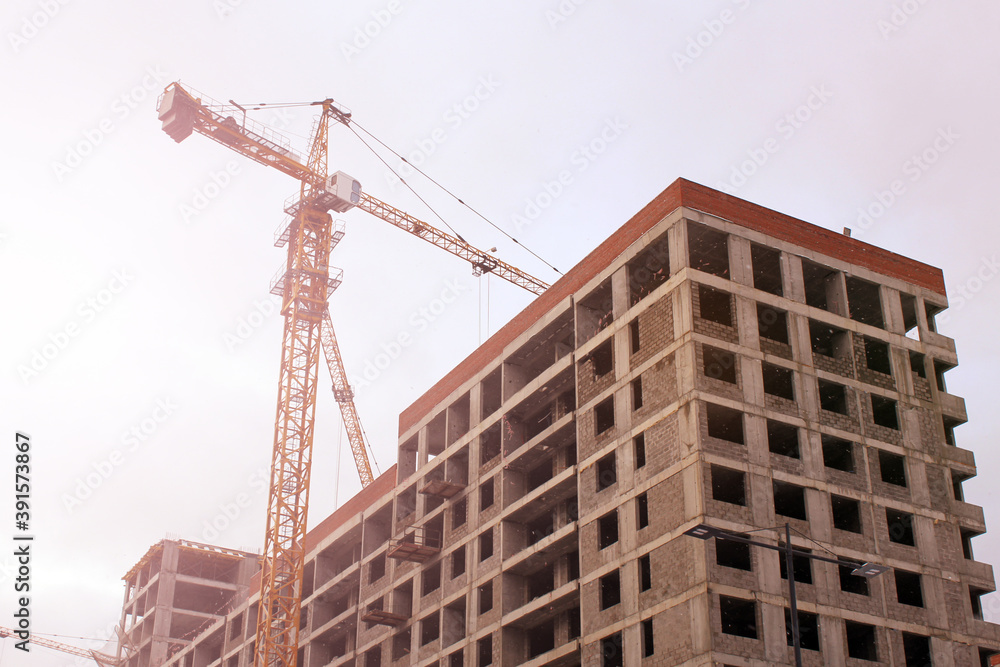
<box><xmin>783</xmin><ymin>254</ymin><xmax>805</xmax><ymax>304</ymax></box>
<box><xmin>728</xmin><ymin>235</ymin><xmax>753</xmax><ymax>287</ymax></box>
<box><xmin>669</xmin><ymin>219</ymin><xmax>690</xmax><ymax>271</ymax></box>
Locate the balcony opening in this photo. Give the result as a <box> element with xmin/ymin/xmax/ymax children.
<box><xmin>719</xmin><ymin>596</ymin><xmax>757</xmax><ymax>639</ymax></box>
<box><xmin>839</xmin><ymin>560</ymin><xmax>870</xmax><ymax>596</ymax></box>
<box><xmin>592</xmin><ymin>340</ymin><xmax>614</xmax><ymax>378</ymax></box>
<box><xmin>443</xmin><ymin>599</ymin><xmax>465</xmax><ymax>648</ymax></box>
<box><xmin>762</xmin><ymin>363</ymin><xmax>795</xmax><ymax>400</ymax></box>
<box><xmin>886</xmin><ymin>508</ymin><xmax>915</xmax><ymax>546</ymax></box>
<box><xmin>629</xmin><ymin>318</ymin><xmax>641</xmax><ymax>354</ymax></box>
<box><xmin>481</xmin><ymin>423</ymin><xmax>501</xmax><ymax>465</ymax></box>
<box><xmin>773</xmin><ymin>481</ymin><xmax>807</xmax><ymax>520</ymax></box>
<box><xmin>478</xmin><ymin>635</ymin><xmax>492</xmax><ymax>666</ymax></box>
<box><xmin>601</xmin><ymin>631</ymin><xmax>623</xmax><ymax>667</ymax></box>
<box><xmin>688</xmin><ymin>221</ymin><xmax>729</xmax><ymax>278</ymax></box>
<box><xmin>634</xmin><ymin>432</ymin><xmax>646</xmax><ymax>469</ymax></box>
<box><xmin>479</xmin><ymin>529</ymin><xmax>494</xmax><ymax>561</ymax></box>
<box><xmin>716</xmin><ymin>537</ymin><xmax>752</xmax><ymax>571</ymax></box>
<box><xmin>925</xmin><ymin>301</ymin><xmax>942</xmax><ymax>333</ymax></box>
<box><xmin>831</xmin><ymin>495</ymin><xmax>862</xmax><ymax>533</ymax></box>
<box><xmin>527</xmin><ymin>565</ymin><xmax>555</xmax><ymax>600</ymax></box>
<box><xmin>598</xmin><ymin>510</ymin><xmax>619</xmax><ymax>549</ymax></box>
<box><xmin>448</xmin><ymin>650</ymin><xmax>463</xmax><ymax>667</ymax></box>
<box><xmin>480</xmin><ymin>477</ymin><xmax>495</xmax><ymax>510</ymax></box>
<box><xmin>900</xmin><ymin>293</ymin><xmax>919</xmax><ymax>338</ymax></box>
<box><xmin>878</xmin><ymin>450</ymin><xmax>907</xmax><ymax>486</ymax></box>
<box><xmin>706</xmin><ymin>402</ymin><xmax>744</xmax><ymax>444</ymax></box>
<box><xmin>711</xmin><ymin>465</ymin><xmax>746</xmax><ymax>506</ymax></box>
<box><xmin>526</xmin><ymin>458</ymin><xmax>553</xmax><ymax>492</ymax></box>
<box><xmin>627</xmin><ymin>232</ymin><xmax>670</xmax><ymax>305</ymax></box>
<box><xmin>784</xmin><ymin>609</ymin><xmax>820</xmax><ymax>651</ymax></box>
<box><xmin>953</xmin><ymin>469</ymin><xmax>972</xmax><ymax>501</ymax></box>
<box><xmin>452</xmin><ymin>545</ymin><xmax>466</xmax><ymax>578</ymax></box>
<box><xmin>810</xmin><ymin>320</ymin><xmax>851</xmax><ymax>360</ymax></box>
<box><xmin>845</xmin><ymin>621</ymin><xmax>877</xmax><ymax>661</ymax></box>
<box><xmin>636</xmin><ymin>493</ymin><xmax>649</xmax><ymax>529</ymax></box>
<box><xmin>902</xmin><ymin>633</ymin><xmax>931</xmax><ymax>666</ymax></box>
<box><xmin>910</xmin><ymin>351</ymin><xmax>926</xmax><ymax>378</ymax></box>
<box><xmin>639</xmin><ymin>554</ymin><xmax>652</xmax><ymax>590</ymax></box>
<box><xmin>818</xmin><ymin>379</ymin><xmax>849</xmax><ymax>415</ymax></box>
<box><xmin>632</xmin><ymin>376</ymin><xmax>643</xmax><ymax>409</ymax></box>
<box><xmin>864</xmin><ymin>337</ymin><xmax>892</xmax><ymax>375</ymax></box>
<box><xmin>703</xmin><ymin>345</ymin><xmax>737</xmax><ymax>383</ymax></box>
<box><xmin>871</xmin><ymin>395</ymin><xmax>899</xmax><ymax>430</ymax></box>
<box><xmin>944</xmin><ymin>416</ymin><xmax>960</xmax><ymax>446</ymax></box>
<box><xmin>971</xmin><ymin>587</ymin><xmax>989</xmax><ymax>620</ymax></box>
<box><xmin>567</xmin><ymin>550</ymin><xmax>580</xmax><ymax>581</ymax></box>
<box><xmin>822</xmin><ymin>436</ymin><xmax>854</xmax><ymax>472</ymax></box>
<box><xmin>599</xmin><ymin>569</ymin><xmax>621</xmax><ymax>609</ymax></box>
<box><xmin>801</xmin><ymin>260</ymin><xmax>841</xmax><ymax>313</ymax></box>
<box><xmin>365</xmin><ymin>647</ymin><xmax>381</xmax><ymax>667</ymax></box>
<box><xmin>577</xmin><ymin>279</ymin><xmax>614</xmax><ymax>344</ymax></box>
<box><xmin>767</xmin><ymin>420</ymin><xmax>800</xmax><ymax>459</ymax></box>
<box><xmin>368</xmin><ymin>552</ymin><xmax>386</xmax><ymax>583</ymax></box>
<box><xmin>778</xmin><ymin>546</ymin><xmax>813</xmax><ymax>584</ymax></box>
<box><xmin>392</xmin><ymin>629</ymin><xmax>411</xmax><ymax>661</ymax></box>
<box><xmin>757</xmin><ymin>304</ymin><xmax>789</xmax><ymax>344</ymax></box>
<box><xmin>846</xmin><ymin>276</ymin><xmax>884</xmax><ymax>328</ymax></box>
<box><xmin>568</xmin><ymin>607</ymin><xmax>581</xmax><ymax>639</ymax></box>
<box><xmin>934</xmin><ymin>359</ymin><xmax>953</xmax><ymax>393</ymax></box>
<box><xmin>962</xmin><ymin>529</ymin><xmax>980</xmax><ymax>560</ymax></box>
<box><xmin>698</xmin><ymin>285</ymin><xmax>733</xmax><ymax>326</ymax></box>
<box><xmin>751</xmin><ymin>243</ymin><xmax>783</xmax><ymax>296</ymax></box>
<box><xmin>422</xmin><ymin>561</ymin><xmax>441</xmax><ymax>596</ymax></box>
<box><xmin>527</xmin><ymin>618</ymin><xmax>555</xmax><ymax>659</ymax></box>
<box><xmin>895</xmin><ymin>569</ymin><xmax>924</xmax><ymax>607</ymax></box>
<box><xmin>641</xmin><ymin>618</ymin><xmax>655</xmax><ymax>657</ymax></box>
<box><xmin>478</xmin><ymin>580</ymin><xmax>492</xmax><ymax>614</ymax></box>
<box><xmin>481</xmin><ymin>367</ymin><xmax>502</xmax><ymax>419</ymax></box>
<box><xmin>595</xmin><ymin>397</ymin><xmax>615</xmax><ymax>435</ymax></box>
<box><xmin>453</xmin><ymin>496</ymin><xmax>467</xmax><ymax>529</ymax></box>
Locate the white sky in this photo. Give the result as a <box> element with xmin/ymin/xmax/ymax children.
<box><xmin>2</xmin><ymin>1</ymin><xmax>1000</xmax><ymax>664</ymax></box>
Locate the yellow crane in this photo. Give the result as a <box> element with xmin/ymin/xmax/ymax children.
<box><xmin>156</xmin><ymin>82</ymin><xmax>548</xmax><ymax>667</ymax></box>
<box><xmin>0</xmin><ymin>626</ymin><xmax>121</xmax><ymax>666</ymax></box>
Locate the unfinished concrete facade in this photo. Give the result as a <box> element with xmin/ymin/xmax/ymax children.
<box><xmin>118</xmin><ymin>539</ymin><xmax>260</xmax><ymax>666</ymax></box>
<box><xmin>151</xmin><ymin>178</ymin><xmax>1000</xmax><ymax>666</ymax></box>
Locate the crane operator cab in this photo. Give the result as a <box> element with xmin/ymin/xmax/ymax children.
<box><xmin>317</xmin><ymin>171</ymin><xmax>362</xmax><ymax>213</ymax></box>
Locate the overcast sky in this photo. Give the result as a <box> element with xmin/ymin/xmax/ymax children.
<box><xmin>3</xmin><ymin>1</ymin><xmax>1000</xmax><ymax>664</ymax></box>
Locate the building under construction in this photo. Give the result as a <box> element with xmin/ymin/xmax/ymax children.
<box><xmin>118</xmin><ymin>178</ymin><xmax>1000</xmax><ymax>666</ymax></box>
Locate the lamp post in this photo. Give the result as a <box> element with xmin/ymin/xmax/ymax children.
<box><xmin>684</xmin><ymin>522</ymin><xmax>888</xmax><ymax>667</ymax></box>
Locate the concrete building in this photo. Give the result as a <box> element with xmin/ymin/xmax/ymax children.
<box><xmin>118</xmin><ymin>539</ymin><xmax>260</xmax><ymax>666</ymax></box>
<box><xmin>142</xmin><ymin>178</ymin><xmax>1000</xmax><ymax>666</ymax></box>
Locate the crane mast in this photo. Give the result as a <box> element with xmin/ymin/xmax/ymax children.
<box><xmin>157</xmin><ymin>82</ymin><xmax>549</xmax><ymax>667</ymax></box>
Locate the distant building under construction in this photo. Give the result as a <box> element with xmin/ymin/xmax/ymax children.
<box><xmin>119</xmin><ymin>179</ymin><xmax>1000</xmax><ymax>666</ymax></box>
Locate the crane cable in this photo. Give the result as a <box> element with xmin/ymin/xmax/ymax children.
<box><xmin>347</xmin><ymin>119</ymin><xmax>563</xmax><ymax>277</ymax></box>
<box><xmin>345</xmin><ymin>124</ymin><xmax>467</xmax><ymax>242</ymax></box>
<box><xmin>234</xmin><ymin>98</ymin><xmax>563</xmax><ymax>278</ymax></box>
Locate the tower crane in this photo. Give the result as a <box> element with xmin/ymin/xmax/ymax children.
<box><xmin>156</xmin><ymin>82</ymin><xmax>549</xmax><ymax>667</ymax></box>
<box><xmin>0</xmin><ymin>626</ymin><xmax>120</xmax><ymax>667</ymax></box>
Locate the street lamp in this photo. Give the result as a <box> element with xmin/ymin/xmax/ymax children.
<box><xmin>684</xmin><ymin>522</ymin><xmax>889</xmax><ymax>667</ymax></box>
